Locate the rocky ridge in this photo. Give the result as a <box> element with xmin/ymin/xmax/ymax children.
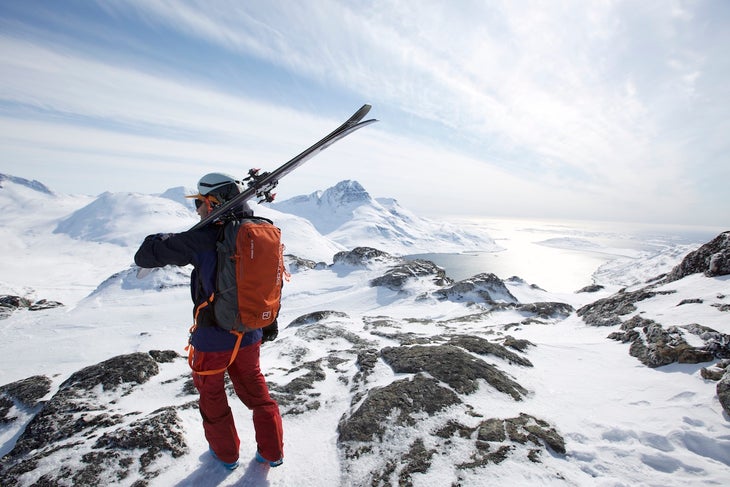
<box><xmin>578</xmin><ymin>231</ymin><xmax>730</xmax><ymax>414</ymax></box>
<box><xmin>2</xmin><ymin>232</ymin><xmax>729</xmax><ymax>485</ymax></box>
<box><xmin>1</xmin><ymin>248</ymin><xmax>575</xmax><ymax>486</ymax></box>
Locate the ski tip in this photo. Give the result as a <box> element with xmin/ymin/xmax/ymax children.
<box><xmin>355</xmin><ymin>104</ymin><xmax>372</xmax><ymax>118</ymax></box>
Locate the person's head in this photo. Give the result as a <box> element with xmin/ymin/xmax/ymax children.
<box><xmin>188</xmin><ymin>172</ymin><xmax>249</xmax><ymax>219</ymax></box>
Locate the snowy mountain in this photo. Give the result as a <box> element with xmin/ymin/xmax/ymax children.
<box><xmin>273</xmin><ymin>180</ymin><xmax>500</xmax><ymax>255</ymax></box>
<box><xmin>0</xmin><ymin>174</ymin><xmax>54</xmax><ymax>196</ymax></box>
<box><xmin>54</xmin><ymin>191</ymin><xmax>195</xmax><ymax>247</ymax></box>
<box><xmin>1</xmin><ymin>173</ymin><xmax>729</xmax><ymax>486</ymax></box>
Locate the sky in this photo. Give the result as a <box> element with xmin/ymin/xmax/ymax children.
<box><xmin>0</xmin><ymin>0</ymin><xmax>728</xmax><ymax>227</ymax></box>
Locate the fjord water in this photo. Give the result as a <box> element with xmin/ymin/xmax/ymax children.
<box><xmin>408</xmin><ymin>218</ymin><xmax>725</xmax><ymax>293</ymax></box>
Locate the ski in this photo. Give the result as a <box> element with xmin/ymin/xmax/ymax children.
<box><xmin>190</xmin><ymin>104</ymin><xmax>376</xmax><ymax>231</ymax></box>
<box><xmin>137</xmin><ymin>104</ymin><xmax>375</xmax><ymax>279</ymax></box>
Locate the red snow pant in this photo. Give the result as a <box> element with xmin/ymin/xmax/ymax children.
<box><xmin>191</xmin><ymin>341</ymin><xmax>283</xmax><ymax>464</ymax></box>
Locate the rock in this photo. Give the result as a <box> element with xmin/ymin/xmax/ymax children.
<box><xmin>717</xmin><ymin>369</ymin><xmax>730</xmax><ymax>416</ymax></box>
<box><xmin>0</xmin><ymin>295</ymin><xmax>64</xmax><ymax>319</ymax></box>
<box><xmin>285</xmin><ymin>254</ymin><xmax>325</xmax><ymax>271</ymax></box>
<box><xmin>609</xmin><ymin>317</ymin><xmax>715</xmax><ymax>368</ymax></box>
<box><xmin>352</xmin><ymin>348</ymin><xmax>379</xmax><ymax>386</ymax></box>
<box><xmin>61</xmin><ymin>352</ymin><xmax>161</xmax><ymax>392</ymax></box>
<box><xmin>370</xmin><ymin>330</ymin><xmax>437</xmax><ymax>345</ymax></box>
<box><xmin>269</xmin><ymin>359</ymin><xmax>326</xmax><ymax>415</ymax></box>
<box><xmin>682</xmin><ymin>324</ymin><xmax>730</xmax><ymax>358</ymax></box>
<box><xmin>28</xmin><ymin>299</ymin><xmax>64</xmax><ymax>311</ymax></box>
<box><xmin>0</xmin><ymin>375</ymin><xmax>51</xmax><ymax>425</ymax></box>
<box><xmin>333</xmin><ymin>247</ymin><xmax>395</xmax><ymax>267</ymax></box>
<box><xmin>0</xmin><ymin>295</ymin><xmax>31</xmax><ymax>319</ymax></box>
<box><xmin>576</xmin><ymin>284</ymin><xmax>605</xmax><ymax>293</ymax></box>
<box><xmin>475</xmin><ymin>414</ymin><xmax>560</xmax><ymax>457</ymax></box>
<box><xmin>666</xmin><ymin>231</ymin><xmax>730</xmax><ymax>282</ymax></box>
<box><xmin>447</xmin><ymin>335</ymin><xmax>533</xmax><ymax>367</ymax></box>
<box><xmin>458</xmin><ymin>414</ymin><xmax>565</xmax><ymax>469</ymax></box>
<box><xmin>0</xmin><ymin>295</ymin><xmax>31</xmax><ymax>309</ymax></box>
<box><xmin>502</xmin><ymin>335</ymin><xmax>536</xmax><ymax>352</ymax></box>
<box><xmin>0</xmin><ymin>351</ymin><xmax>184</xmax><ymax>486</ymax></box>
<box><xmin>337</xmin><ymin>374</ymin><xmax>461</xmax><ymax>443</ymax></box>
<box><xmin>517</xmin><ymin>302</ymin><xmax>574</xmax><ymax>320</ymax></box>
<box><xmin>92</xmin><ymin>406</ymin><xmax>187</xmax><ymax>471</ymax></box>
<box><xmin>677</xmin><ymin>298</ymin><xmax>703</xmax><ymax>306</ymax></box>
<box><xmin>0</xmin><ymin>375</ymin><xmax>51</xmax><ymax>409</ymax></box>
<box><xmin>294</xmin><ymin>323</ymin><xmax>375</xmax><ymax>348</ymax></box>
<box><xmin>370</xmin><ymin>259</ymin><xmax>452</xmax><ymax>290</ymax></box>
<box><xmin>288</xmin><ymin>310</ymin><xmax>350</xmax><ymax>327</ymax></box>
<box><xmin>577</xmin><ymin>288</ymin><xmax>675</xmax><ymax>327</ymax></box>
<box><xmin>380</xmin><ymin>344</ymin><xmax>527</xmax><ymax>400</ymax></box>
<box><xmin>369</xmin><ymin>438</ymin><xmax>436</xmax><ymax>487</ymax></box>
<box><xmin>701</xmin><ymin>360</ymin><xmax>730</xmax><ymax>381</ymax></box>
<box><xmin>434</xmin><ymin>273</ymin><xmax>518</xmax><ymax>304</ymax></box>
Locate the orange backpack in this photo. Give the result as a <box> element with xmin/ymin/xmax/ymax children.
<box><xmin>215</xmin><ymin>217</ymin><xmax>285</xmax><ymax>331</ymax></box>
<box><xmin>186</xmin><ymin>217</ymin><xmax>286</xmax><ymax>376</ymax></box>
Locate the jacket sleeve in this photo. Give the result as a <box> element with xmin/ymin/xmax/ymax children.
<box><xmin>134</xmin><ymin>232</ymin><xmax>197</xmax><ymax>268</ymax></box>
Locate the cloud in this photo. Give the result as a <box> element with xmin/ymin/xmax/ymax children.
<box><xmin>1</xmin><ymin>0</ymin><xmax>728</xmax><ymax>225</ymax></box>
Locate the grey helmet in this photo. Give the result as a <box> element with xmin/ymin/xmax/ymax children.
<box><xmin>197</xmin><ymin>172</ymin><xmax>243</xmax><ymax>205</ymax></box>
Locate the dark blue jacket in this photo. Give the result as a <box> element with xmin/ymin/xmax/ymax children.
<box><xmin>134</xmin><ymin>224</ymin><xmax>262</xmax><ymax>351</ymax></box>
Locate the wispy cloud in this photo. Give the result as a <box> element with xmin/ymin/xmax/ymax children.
<box><xmin>1</xmin><ymin>0</ymin><xmax>727</xmax><ymax>225</ymax></box>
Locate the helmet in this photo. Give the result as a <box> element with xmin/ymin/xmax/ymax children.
<box><xmin>196</xmin><ymin>172</ymin><xmax>243</xmax><ymax>205</ymax></box>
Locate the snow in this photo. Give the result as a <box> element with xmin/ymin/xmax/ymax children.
<box><xmin>1</xmin><ymin>175</ymin><xmax>729</xmax><ymax>486</ymax></box>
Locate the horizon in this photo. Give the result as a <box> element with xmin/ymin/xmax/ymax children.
<box><xmin>1</xmin><ymin>1</ymin><xmax>729</xmax><ymax>226</ymax></box>
<box><xmin>3</xmin><ymin>171</ymin><xmax>725</xmax><ymax>246</ymax></box>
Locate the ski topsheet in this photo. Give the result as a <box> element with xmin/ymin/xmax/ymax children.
<box><xmin>190</xmin><ymin>104</ymin><xmax>376</xmax><ymax>231</ymax></box>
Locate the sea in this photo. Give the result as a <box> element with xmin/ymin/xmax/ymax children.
<box><xmin>407</xmin><ymin>217</ymin><xmax>726</xmax><ymax>294</ymax></box>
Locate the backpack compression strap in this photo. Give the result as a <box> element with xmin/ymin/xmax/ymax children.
<box><xmin>185</xmin><ymin>293</ymin><xmax>245</xmax><ymax>376</ymax></box>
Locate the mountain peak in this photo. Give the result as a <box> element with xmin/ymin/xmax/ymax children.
<box><xmin>321</xmin><ymin>180</ymin><xmax>371</xmax><ymax>206</ymax></box>
<box><xmin>0</xmin><ymin>173</ymin><xmax>54</xmax><ymax>195</ymax></box>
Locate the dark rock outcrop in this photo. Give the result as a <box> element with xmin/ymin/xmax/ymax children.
<box><xmin>0</xmin><ymin>376</ymin><xmax>51</xmax><ymax>424</ymax></box>
<box><xmin>0</xmin><ymin>351</ymin><xmax>188</xmax><ymax>486</ymax></box>
<box><xmin>285</xmin><ymin>254</ymin><xmax>326</xmax><ymax>271</ymax></box>
<box><xmin>338</xmin><ymin>374</ymin><xmax>461</xmax><ymax>443</ymax></box>
<box><xmin>269</xmin><ymin>359</ymin><xmax>326</xmax><ymax>415</ymax></box>
<box><xmin>0</xmin><ymin>295</ymin><xmax>63</xmax><ymax>319</ymax></box>
<box><xmin>665</xmin><ymin>231</ymin><xmax>730</xmax><ymax>282</ymax></box>
<box><xmin>516</xmin><ymin>302</ymin><xmax>574</xmax><ymax>320</ymax></box>
<box><xmin>371</xmin><ymin>259</ymin><xmax>453</xmax><ymax>290</ymax></box>
<box><xmin>434</xmin><ymin>273</ymin><xmax>518</xmax><ymax>304</ymax></box>
<box><xmin>607</xmin><ymin>316</ymin><xmax>718</xmax><ymax>367</ymax></box>
<box><xmin>380</xmin><ymin>344</ymin><xmax>527</xmax><ymax>400</ymax></box>
<box><xmin>289</xmin><ymin>310</ymin><xmax>350</xmax><ymax>327</ymax></box>
<box><xmin>576</xmin><ymin>284</ymin><xmax>605</xmax><ymax>293</ymax></box>
<box><xmin>333</xmin><ymin>247</ymin><xmax>395</xmax><ymax>267</ymax></box>
<box><xmin>502</xmin><ymin>335</ymin><xmax>536</xmax><ymax>352</ymax></box>
<box><xmin>577</xmin><ymin>288</ymin><xmax>675</xmax><ymax>327</ymax></box>
<box><xmin>447</xmin><ymin>335</ymin><xmax>533</xmax><ymax>367</ymax></box>
<box><xmin>701</xmin><ymin>359</ymin><xmax>730</xmax><ymax>381</ymax></box>
<box><xmin>700</xmin><ymin>360</ymin><xmax>730</xmax><ymax>416</ymax></box>
<box><xmin>717</xmin><ymin>369</ymin><xmax>730</xmax><ymax>416</ymax></box>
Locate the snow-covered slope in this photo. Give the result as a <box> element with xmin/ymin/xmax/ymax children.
<box><xmin>273</xmin><ymin>180</ymin><xmax>500</xmax><ymax>255</ymax></box>
<box><xmin>54</xmin><ymin>191</ymin><xmax>194</xmax><ymax>247</ymax></box>
<box><xmin>1</xmin><ymin>173</ymin><xmax>728</xmax><ymax>486</ymax></box>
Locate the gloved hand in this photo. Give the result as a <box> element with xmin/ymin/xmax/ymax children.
<box><xmin>261</xmin><ymin>320</ymin><xmax>278</xmax><ymax>343</ymax></box>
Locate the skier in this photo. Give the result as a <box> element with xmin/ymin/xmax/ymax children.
<box><xmin>134</xmin><ymin>172</ymin><xmax>284</xmax><ymax>470</ymax></box>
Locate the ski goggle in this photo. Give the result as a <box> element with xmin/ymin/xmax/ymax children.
<box><xmin>186</xmin><ymin>194</ymin><xmax>220</xmax><ymax>209</ymax></box>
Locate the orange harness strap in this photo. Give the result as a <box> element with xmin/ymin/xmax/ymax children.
<box><xmin>185</xmin><ymin>293</ymin><xmax>245</xmax><ymax>376</ymax></box>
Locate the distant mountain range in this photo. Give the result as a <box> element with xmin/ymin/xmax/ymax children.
<box><xmin>0</xmin><ymin>173</ymin><xmax>499</xmax><ymax>260</ymax></box>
